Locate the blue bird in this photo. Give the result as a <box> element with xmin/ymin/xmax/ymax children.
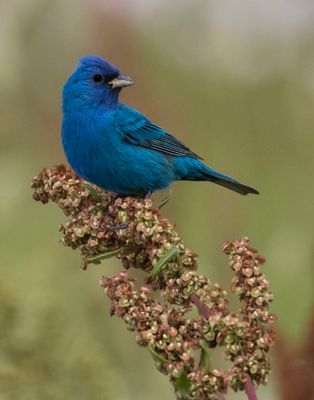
<box><xmin>62</xmin><ymin>55</ymin><xmax>259</xmax><ymax>197</ymax></box>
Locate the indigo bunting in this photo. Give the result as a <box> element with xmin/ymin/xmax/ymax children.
<box><xmin>62</xmin><ymin>55</ymin><xmax>259</xmax><ymax>196</ymax></box>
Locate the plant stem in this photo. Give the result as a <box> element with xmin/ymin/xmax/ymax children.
<box><xmin>245</xmin><ymin>377</ymin><xmax>258</xmax><ymax>400</ymax></box>
<box><xmin>190</xmin><ymin>294</ymin><xmax>213</xmax><ymax>318</ymax></box>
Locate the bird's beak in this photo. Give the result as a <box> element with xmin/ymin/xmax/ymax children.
<box><xmin>109</xmin><ymin>74</ymin><xmax>134</xmax><ymax>89</ymax></box>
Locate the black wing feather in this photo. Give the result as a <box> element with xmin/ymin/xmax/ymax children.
<box><xmin>121</xmin><ymin>118</ymin><xmax>202</xmax><ymax>159</ymax></box>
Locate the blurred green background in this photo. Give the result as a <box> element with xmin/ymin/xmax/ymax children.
<box><xmin>1</xmin><ymin>1</ymin><xmax>313</xmax><ymax>399</ymax></box>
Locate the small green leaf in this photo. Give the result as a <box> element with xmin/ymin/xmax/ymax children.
<box><xmin>199</xmin><ymin>340</ymin><xmax>211</xmax><ymax>371</ymax></box>
<box><xmin>158</xmin><ymin>193</ymin><xmax>172</xmax><ymax>209</ymax></box>
<box><xmin>149</xmin><ymin>246</ymin><xmax>180</xmax><ymax>277</ymax></box>
<box><xmin>148</xmin><ymin>343</ymin><xmax>169</xmax><ymax>364</ymax></box>
<box><xmin>81</xmin><ymin>183</ymin><xmax>102</xmax><ymax>201</ymax></box>
<box><xmin>175</xmin><ymin>372</ymin><xmax>195</xmax><ymax>400</ymax></box>
<box><xmin>87</xmin><ymin>247</ymin><xmax>124</xmax><ymax>264</ymax></box>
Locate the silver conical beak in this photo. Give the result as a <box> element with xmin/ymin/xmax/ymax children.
<box><xmin>109</xmin><ymin>74</ymin><xmax>134</xmax><ymax>89</ymax></box>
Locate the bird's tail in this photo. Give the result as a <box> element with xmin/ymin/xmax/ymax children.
<box><xmin>177</xmin><ymin>157</ymin><xmax>258</xmax><ymax>196</ymax></box>
<box><xmin>199</xmin><ymin>166</ymin><xmax>259</xmax><ymax>196</ymax></box>
<box><xmin>174</xmin><ymin>158</ymin><xmax>259</xmax><ymax>195</ymax></box>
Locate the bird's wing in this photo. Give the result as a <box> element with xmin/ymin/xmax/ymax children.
<box><xmin>116</xmin><ymin>105</ymin><xmax>202</xmax><ymax>159</ymax></box>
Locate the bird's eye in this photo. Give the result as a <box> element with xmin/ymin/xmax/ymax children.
<box><xmin>92</xmin><ymin>74</ymin><xmax>105</xmax><ymax>83</ymax></box>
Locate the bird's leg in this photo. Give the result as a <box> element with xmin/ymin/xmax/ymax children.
<box><xmin>105</xmin><ymin>192</ymin><xmax>126</xmax><ymax>217</ymax></box>
<box><xmin>103</xmin><ymin>192</ymin><xmax>122</xmax><ymax>217</ymax></box>
<box><xmin>145</xmin><ymin>191</ymin><xmax>152</xmax><ymax>199</ymax></box>
<box><xmin>104</xmin><ymin>192</ymin><xmax>129</xmax><ymax>231</ymax></box>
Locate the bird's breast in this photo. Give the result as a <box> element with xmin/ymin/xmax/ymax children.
<box><xmin>62</xmin><ymin>112</ymin><xmax>112</xmax><ymax>177</ymax></box>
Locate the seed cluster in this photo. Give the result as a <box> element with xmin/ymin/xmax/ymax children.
<box><xmin>32</xmin><ymin>165</ymin><xmax>276</xmax><ymax>399</ymax></box>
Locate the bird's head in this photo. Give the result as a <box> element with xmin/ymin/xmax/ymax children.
<box><xmin>63</xmin><ymin>55</ymin><xmax>134</xmax><ymax>110</ymax></box>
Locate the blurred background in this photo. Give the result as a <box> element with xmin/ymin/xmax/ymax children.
<box><xmin>1</xmin><ymin>0</ymin><xmax>314</xmax><ymax>399</ymax></box>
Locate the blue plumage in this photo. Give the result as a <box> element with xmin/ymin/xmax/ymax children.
<box><xmin>62</xmin><ymin>55</ymin><xmax>259</xmax><ymax>196</ymax></box>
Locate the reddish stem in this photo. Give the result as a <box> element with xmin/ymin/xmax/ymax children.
<box><xmin>244</xmin><ymin>376</ymin><xmax>258</xmax><ymax>400</ymax></box>
<box><xmin>190</xmin><ymin>294</ymin><xmax>213</xmax><ymax>318</ymax></box>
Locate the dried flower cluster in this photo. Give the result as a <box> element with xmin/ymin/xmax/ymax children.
<box><xmin>32</xmin><ymin>165</ymin><xmax>276</xmax><ymax>400</ymax></box>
